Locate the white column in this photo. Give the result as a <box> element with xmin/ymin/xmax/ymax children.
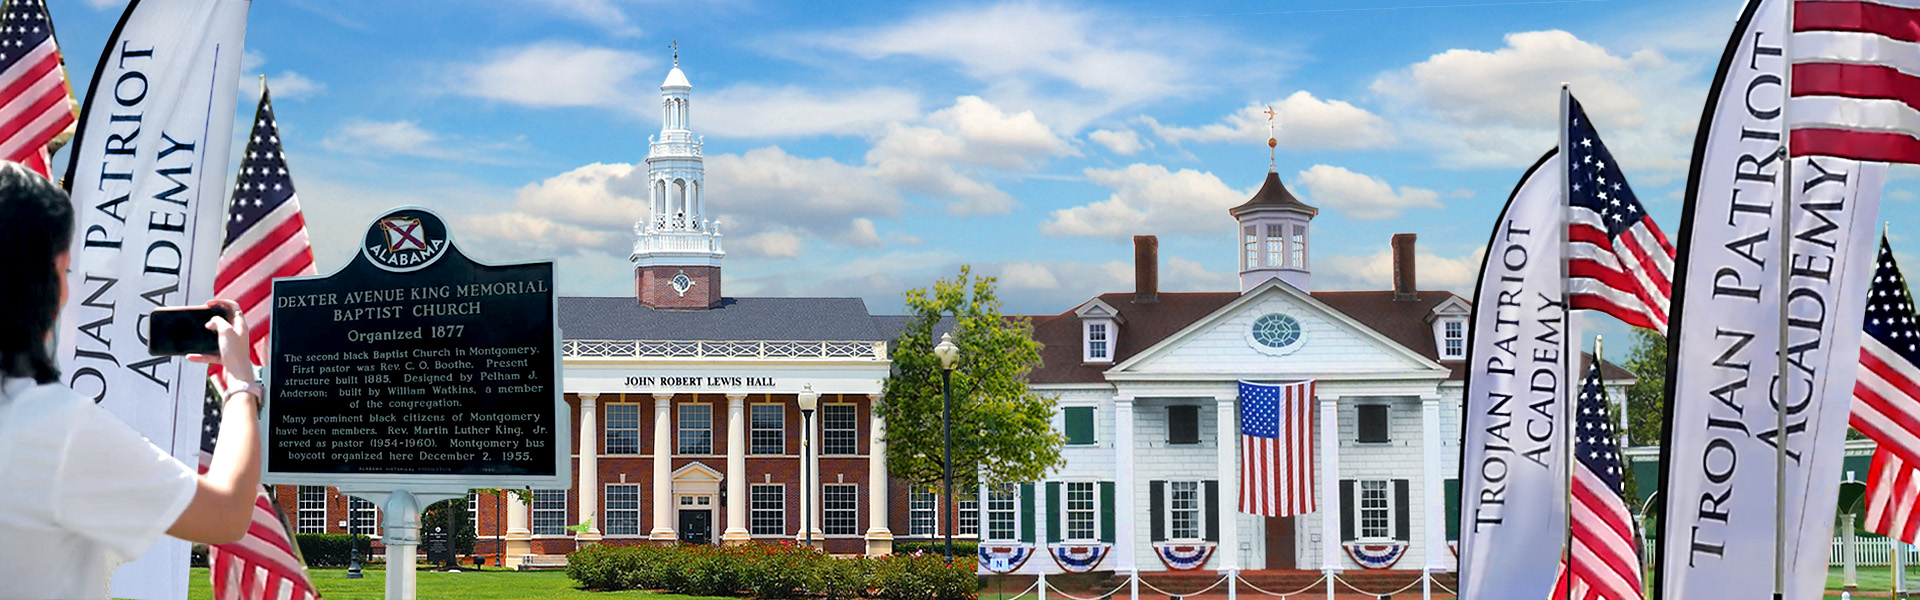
<box><xmin>1319</xmin><ymin>393</ymin><xmax>1342</xmax><ymax>600</ymax></box>
<box><xmin>1844</xmin><ymin>511</ymin><xmax>1860</xmax><ymax>592</ymax></box>
<box><xmin>865</xmin><ymin>400</ymin><xmax>894</xmax><ymax>555</ymax></box>
<box><xmin>1114</xmin><ymin>394</ymin><xmax>1139</xmax><ymax>599</ymax></box>
<box><xmin>650</xmin><ymin>395</ymin><xmax>676</xmax><ymax>541</ymax></box>
<box><xmin>1215</xmin><ymin>393</ymin><xmax>1238</xmax><ymax>600</ymax></box>
<box><xmin>811</xmin><ymin>402</ymin><xmax>825</xmax><ymax>542</ymax></box>
<box><xmin>504</xmin><ymin>490</ymin><xmax>531</xmax><ymax>569</ymax></box>
<box><xmin>1421</xmin><ymin>394</ymin><xmax>1444</xmax><ymax>599</ymax></box>
<box><xmin>724</xmin><ymin>394</ymin><xmax>751</xmax><ymax>544</ymax></box>
<box><xmin>578</xmin><ymin>394</ymin><xmax>602</xmax><ymax>543</ymax></box>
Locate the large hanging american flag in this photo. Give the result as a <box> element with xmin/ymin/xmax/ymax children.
<box><xmin>0</xmin><ymin>0</ymin><xmax>76</xmax><ymax>178</ymax></box>
<box><xmin>1566</xmin><ymin>94</ymin><xmax>1674</xmax><ymax>334</ymax></box>
<box><xmin>1790</xmin><ymin>0</ymin><xmax>1920</xmax><ymax>163</ymax></box>
<box><xmin>1238</xmin><ymin>380</ymin><xmax>1315</xmax><ymax>517</ymax></box>
<box><xmin>204</xmin><ymin>86</ymin><xmax>320</xmax><ymax>600</ymax></box>
<box><xmin>1854</xmin><ymin>237</ymin><xmax>1920</xmax><ymax>544</ymax></box>
<box><xmin>1552</xmin><ymin>362</ymin><xmax>1643</xmax><ymax>600</ymax></box>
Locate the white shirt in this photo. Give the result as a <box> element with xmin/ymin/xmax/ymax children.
<box><xmin>0</xmin><ymin>377</ymin><xmax>197</xmax><ymax>599</ymax></box>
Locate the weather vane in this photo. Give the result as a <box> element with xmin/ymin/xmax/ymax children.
<box><xmin>672</xmin><ymin>40</ymin><xmax>679</xmax><ymax>67</ymax></box>
<box><xmin>1264</xmin><ymin>104</ymin><xmax>1278</xmax><ymax>167</ymax></box>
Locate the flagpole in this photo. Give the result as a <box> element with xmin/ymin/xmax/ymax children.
<box><xmin>1774</xmin><ymin>0</ymin><xmax>1796</xmax><ymax>597</ymax></box>
<box><xmin>1559</xmin><ymin>82</ymin><xmax>1576</xmax><ymax>600</ymax></box>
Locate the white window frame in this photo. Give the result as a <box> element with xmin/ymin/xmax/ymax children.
<box><xmin>822</xmin><ymin>404</ymin><xmax>858</xmax><ymax>455</ymax></box>
<box><xmin>986</xmin><ymin>484</ymin><xmax>1018</xmax><ymax>542</ymax></box>
<box><xmin>1291</xmin><ymin>224</ymin><xmax>1308</xmax><ymax>268</ymax></box>
<box><xmin>750</xmin><ymin>484</ymin><xmax>785</xmax><ymax>536</ymax></box>
<box><xmin>1062</xmin><ymin>481</ymin><xmax>1100</xmax><ymax>542</ymax></box>
<box><xmin>957</xmin><ymin>497</ymin><xmax>980</xmax><ymax>537</ymax></box>
<box><xmin>1084</xmin><ymin>320</ymin><xmax>1111</xmax><ymax>362</ymax></box>
<box><xmin>605</xmin><ymin>403</ymin><xmax>641</xmax><ymax>455</ymax></box>
<box><xmin>909</xmin><ymin>490</ymin><xmax>937</xmax><ymax>537</ymax></box>
<box><xmin>298</xmin><ymin>486</ymin><xmax>326</xmax><ymax>534</ymax></box>
<box><xmin>350</xmin><ymin>495</ymin><xmax>380</xmax><ymax>538</ymax></box>
<box><xmin>531</xmin><ymin>489</ymin><xmax>568</xmax><ymax>537</ymax></box>
<box><xmin>1441</xmin><ymin>318</ymin><xmax>1466</xmax><ymax>359</ymax></box>
<box><xmin>467</xmin><ymin>491</ymin><xmax>478</xmax><ymax>535</ymax></box>
<box><xmin>1243</xmin><ymin>225</ymin><xmax>1259</xmax><ymax>270</ymax></box>
<box><xmin>678</xmin><ymin>402</ymin><xmax>713</xmax><ymax>455</ymax></box>
<box><xmin>1265</xmin><ymin>223</ymin><xmax>1285</xmax><ymax>267</ymax></box>
<box><xmin>1165</xmin><ymin>480</ymin><xmax>1204</xmax><ymax>542</ymax></box>
<box><xmin>1357</xmin><ymin>479</ymin><xmax>1394</xmax><ymax>541</ymax></box>
<box><xmin>824</xmin><ymin>484</ymin><xmax>859</xmax><ymax>536</ymax></box>
<box><xmin>605</xmin><ymin>484</ymin><xmax>641</xmax><ymax>536</ymax></box>
<box><xmin>750</xmin><ymin>403</ymin><xmax>785</xmax><ymax>455</ymax></box>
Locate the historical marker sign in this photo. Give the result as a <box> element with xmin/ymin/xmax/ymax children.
<box><xmin>263</xmin><ymin>207</ymin><xmax>568</xmax><ymax>490</ymax></box>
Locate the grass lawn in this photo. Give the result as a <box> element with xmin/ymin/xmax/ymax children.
<box><xmin>1827</xmin><ymin>565</ymin><xmax>1920</xmax><ymax>595</ymax></box>
<box><xmin>185</xmin><ymin>566</ymin><xmax>733</xmax><ymax>600</ymax></box>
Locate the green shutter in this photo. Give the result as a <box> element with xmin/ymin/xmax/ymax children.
<box><xmin>1065</xmin><ymin>407</ymin><xmax>1095</xmax><ymax>445</ymax></box>
<box><xmin>1046</xmin><ymin>482</ymin><xmax>1062</xmax><ymax>543</ymax></box>
<box><xmin>1100</xmin><ymin>482</ymin><xmax>1116</xmax><ymax>543</ymax></box>
<box><xmin>1204</xmin><ymin>480</ymin><xmax>1220</xmax><ymax>542</ymax></box>
<box><xmin>1149</xmin><ymin>481</ymin><xmax>1165</xmax><ymax>542</ymax></box>
<box><xmin>1021</xmin><ymin>483</ymin><xmax>1035</xmax><ymax>543</ymax></box>
<box><xmin>1339</xmin><ymin>480</ymin><xmax>1354</xmax><ymax>542</ymax></box>
<box><xmin>1444</xmin><ymin>479</ymin><xmax>1461</xmax><ymax>542</ymax></box>
<box><xmin>1393</xmin><ymin>479</ymin><xmax>1411</xmax><ymax>542</ymax></box>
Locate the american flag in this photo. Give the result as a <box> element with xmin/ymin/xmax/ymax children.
<box><xmin>1566</xmin><ymin>94</ymin><xmax>1675</xmax><ymax>335</ymax></box>
<box><xmin>203</xmin><ymin>87</ymin><xmax>320</xmax><ymax>600</ymax></box>
<box><xmin>1854</xmin><ymin>237</ymin><xmax>1920</xmax><ymax>543</ymax></box>
<box><xmin>1551</xmin><ymin>363</ymin><xmax>1643</xmax><ymax>600</ymax></box>
<box><xmin>1238</xmin><ymin>380</ymin><xmax>1315</xmax><ymax>517</ymax></box>
<box><xmin>1791</xmin><ymin>0</ymin><xmax>1920</xmax><ymax>163</ymax></box>
<box><xmin>0</xmin><ymin>0</ymin><xmax>77</xmax><ymax>178</ymax></box>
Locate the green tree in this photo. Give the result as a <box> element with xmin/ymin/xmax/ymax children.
<box><xmin>1622</xmin><ymin>328</ymin><xmax>1667</xmax><ymax>447</ymax></box>
<box><xmin>878</xmin><ymin>266</ymin><xmax>1065</xmax><ymax>493</ymax></box>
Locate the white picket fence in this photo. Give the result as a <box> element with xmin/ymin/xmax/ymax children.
<box><xmin>1829</xmin><ymin>536</ymin><xmax>1920</xmax><ymax>566</ymax></box>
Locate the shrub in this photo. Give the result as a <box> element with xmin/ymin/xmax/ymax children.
<box><xmin>562</xmin><ymin>542</ymin><xmax>977</xmax><ymax>599</ymax></box>
<box><xmin>294</xmin><ymin>534</ymin><xmax>374</xmax><ymax>568</ymax></box>
<box><xmin>892</xmin><ymin>541</ymin><xmax>978</xmax><ymax>559</ymax></box>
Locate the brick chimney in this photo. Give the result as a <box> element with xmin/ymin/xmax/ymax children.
<box><xmin>1134</xmin><ymin>235</ymin><xmax>1158</xmax><ymax>303</ymax></box>
<box><xmin>1392</xmin><ymin>233</ymin><xmax>1418</xmax><ymax>301</ymax></box>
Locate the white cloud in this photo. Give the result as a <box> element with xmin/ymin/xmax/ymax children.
<box><xmin>324</xmin><ymin>119</ymin><xmax>438</xmax><ymax>156</ymax></box>
<box><xmin>1294</xmin><ymin>165</ymin><xmax>1443</xmax><ymax>220</ymax></box>
<box><xmin>84</xmin><ymin>0</ymin><xmax>122</xmax><ymax>9</ymax></box>
<box><xmin>1371</xmin><ymin>30</ymin><xmax>1699</xmax><ymax>172</ymax></box>
<box><xmin>865</xmin><ymin>96</ymin><xmax>1076</xmax><ymax>215</ymax></box>
<box><xmin>1147</xmin><ymin>91</ymin><xmax>1396</xmax><ymax>150</ymax></box>
<box><xmin>706</xmin><ymin>146</ymin><xmax>904</xmax><ymax>233</ymax></box>
<box><xmin>1318</xmin><ymin>245</ymin><xmax>1487</xmax><ymax>295</ymax></box>
<box><xmin>737</xmin><ymin>231</ymin><xmax>804</xmax><ymax>258</ymax></box>
<box><xmin>239</xmin><ymin>51</ymin><xmax>325</xmax><ymax>100</ymax></box>
<box><xmin>841</xmin><ymin>218</ymin><xmax>885</xmax><ymax>247</ymax></box>
<box><xmin>463</xmin><ymin>42</ymin><xmax>653</xmax><ymax>108</ymax></box>
<box><xmin>1088</xmin><ymin>128</ymin><xmax>1146</xmax><ymax>155</ymax></box>
<box><xmin>531</xmin><ymin>0</ymin><xmax>641</xmax><ymax>36</ymax></box>
<box><xmin>1042</xmin><ymin>164</ymin><xmax>1248</xmax><ymax>239</ymax></box>
<box><xmin>701</xmin><ymin>86</ymin><xmax>922</xmax><ymax>137</ymax></box>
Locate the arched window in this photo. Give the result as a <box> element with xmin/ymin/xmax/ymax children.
<box><xmin>672</xmin><ymin>179</ymin><xmax>689</xmax><ymax>225</ymax></box>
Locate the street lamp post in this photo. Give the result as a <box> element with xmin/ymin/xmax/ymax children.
<box><xmin>343</xmin><ymin>518</ymin><xmax>363</xmax><ymax>579</ymax></box>
<box><xmin>798</xmin><ymin>384</ymin><xmax>820</xmax><ymax>549</ymax></box>
<box><xmin>933</xmin><ymin>332</ymin><xmax>961</xmax><ymax>563</ymax></box>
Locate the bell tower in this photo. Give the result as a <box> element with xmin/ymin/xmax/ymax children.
<box><xmin>633</xmin><ymin>48</ymin><xmax>725</xmax><ymax>309</ymax></box>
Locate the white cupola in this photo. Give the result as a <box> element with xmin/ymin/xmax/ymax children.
<box><xmin>632</xmin><ymin>53</ymin><xmax>726</xmax><ymax>309</ymax></box>
<box><xmin>1229</xmin><ymin>166</ymin><xmax>1317</xmax><ymax>292</ymax></box>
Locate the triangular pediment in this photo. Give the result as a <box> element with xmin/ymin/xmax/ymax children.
<box><xmin>1108</xmin><ymin>280</ymin><xmax>1448</xmax><ymax>381</ymax></box>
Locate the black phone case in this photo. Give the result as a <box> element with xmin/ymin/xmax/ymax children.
<box><xmin>147</xmin><ymin>307</ymin><xmax>225</xmax><ymax>356</ymax></box>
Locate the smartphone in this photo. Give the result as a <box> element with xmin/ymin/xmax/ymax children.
<box><xmin>147</xmin><ymin>305</ymin><xmax>232</xmax><ymax>356</ymax></box>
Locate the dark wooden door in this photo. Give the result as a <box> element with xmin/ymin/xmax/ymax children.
<box><xmin>1265</xmin><ymin>515</ymin><xmax>1296</xmax><ymax>569</ymax></box>
<box><xmin>679</xmin><ymin>509</ymin><xmax>713</xmax><ymax>545</ymax></box>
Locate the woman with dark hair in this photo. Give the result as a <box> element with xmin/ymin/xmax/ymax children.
<box><xmin>0</xmin><ymin>161</ymin><xmax>264</xmax><ymax>598</ymax></box>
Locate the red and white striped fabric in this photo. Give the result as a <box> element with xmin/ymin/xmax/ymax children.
<box><xmin>0</xmin><ymin>0</ymin><xmax>76</xmax><ymax>179</ymax></box>
<box><xmin>202</xmin><ymin>87</ymin><xmax>321</xmax><ymax>600</ymax></box>
<box><xmin>1791</xmin><ymin>0</ymin><xmax>1920</xmax><ymax>163</ymax></box>
<box><xmin>1866</xmin><ymin>448</ymin><xmax>1920</xmax><ymax>543</ymax></box>
<box><xmin>1237</xmin><ymin>380</ymin><xmax>1316</xmax><ymax>517</ymax></box>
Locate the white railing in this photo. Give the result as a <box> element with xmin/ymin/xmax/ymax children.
<box><xmin>564</xmin><ymin>339</ymin><xmax>887</xmax><ymax>360</ymax></box>
<box><xmin>1829</xmin><ymin>536</ymin><xmax>1919</xmax><ymax>566</ymax></box>
<box><xmin>633</xmin><ymin>231</ymin><xmax>723</xmax><ymax>254</ymax></box>
<box><xmin>649</xmin><ymin>140</ymin><xmax>703</xmax><ymax>157</ymax></box>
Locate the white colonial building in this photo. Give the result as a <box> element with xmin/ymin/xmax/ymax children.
<box><xmin>990</xmin><ymin>166</ymin><xmax>1631</xmax><ymax>581</ymax></box>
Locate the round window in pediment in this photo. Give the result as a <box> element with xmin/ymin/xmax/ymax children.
<box><xmin>1249</xmin><ymin>313</ymin><xmax>1304</xmax><ymax>354</ymax></box>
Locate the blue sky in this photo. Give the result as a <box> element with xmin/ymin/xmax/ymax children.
<box><xmin>43</xmin><ymin>0</ymin><xmax>1920</xmax><ymax>361</ymax></box>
